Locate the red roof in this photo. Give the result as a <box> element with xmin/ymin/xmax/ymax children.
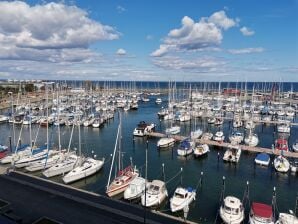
<box><xmin>251</xmin><ymin>202</ymin><xmax>272</xmax><ymax>218</ymax></box>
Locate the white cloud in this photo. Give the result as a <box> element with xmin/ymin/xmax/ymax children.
<box><xmin>151</xmin><ymin>10</ymin><xmax>237</xmax><ymax>57</ymax></box>
<box><xmin>0</xmin><ymin>1</ymin><xmax>119</xmax><ymax>62</ymax></box>
<box><xmin>152</xmin><ymin>56</ymin><xmax>226</xmax><ymax>73</ymax></box>
<box><xmin>240</xmin><ymin>26</ymin><xmax>255</xmax><ymax>36</ymax></box>
<box><xmin>116</xmin><ymin>48</ymin><xmax>126</xmax><ymax>55</ymax></box>
<box><xmin>116</xmin><ymin>5</ymin><xmax>126</xmax><ymax>13</ymax></box>
<box><xmin>228</xmin><ymin>47</ymin><xmax>264</xmax><ymax>54</ymax></box>
<box><xmin>208</xmin><ymin>10</ymin><xmax>237</xmax><ymax>30</ymax></box>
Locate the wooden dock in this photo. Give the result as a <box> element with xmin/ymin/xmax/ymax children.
<box><xmin>146</xmin><ymin>132</ymin><xmax>298</xmax><ymax>159</ymax></box>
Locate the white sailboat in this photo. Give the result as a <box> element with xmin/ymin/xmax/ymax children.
<box><xmin>62</xmin><ymin>118</ymin><xmax>104</xmax><ymax>184</ymax></box>
<box><xmin>273</xmin><ymin>155</ymin><xmax>290</xmax><ymax>173</ymax></box>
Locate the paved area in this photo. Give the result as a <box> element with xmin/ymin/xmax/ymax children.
<box><xmin>0</xmin><ymin>172</ymin><xmax>187</xmax><ymax>224</ymax></box>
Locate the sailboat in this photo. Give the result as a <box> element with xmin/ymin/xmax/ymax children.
<box><xmin>106</xmin><ymin>115</ymin><xmax>139</xmax><ymax>197</ymax></box>
<box><xmin>43</xmin><ymin>117</ymin><xmax>80</xmax><ymax>178</ymax></box>
<box><xmin>62</xmin><ymin>117</ymin><xmax>104</xmax><ymax>184</ymax></box>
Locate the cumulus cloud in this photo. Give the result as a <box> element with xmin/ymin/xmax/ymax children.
<box><xmin>151</xmin><ymin>10</ymin><xmax>237</xmax><ymax>57</ymax></box>
<box><xmin>240</xmin><ymin>26</ymin><xmax>255</xmax><ymax>36</ymax></box>
<box><xmin>0</xmin><ymin>1</ymin><xmax>119</xmax><ymax>62</ymax></box>
<box><xmin>228</xmin><ymin>47</ymin><xmax>264</xmax><ymax>54</ymax></box>
<box><xmin>116</xmin><ymin>48</ymin><xmax>126</xmax><ymax>55</ymax></box>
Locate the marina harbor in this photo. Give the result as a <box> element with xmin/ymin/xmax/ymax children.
<box><xmin>0</xmin><ymin>81</ymin><xmax>297</xmax><ymax>223</ymax></box>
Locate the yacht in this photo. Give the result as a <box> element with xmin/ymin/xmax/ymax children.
<box><xmin>62</xmin><ymin>157</ymin><xmax>104</xmax><ymax>184</ymax></box>
<box><xmin>220</xmin><ymin>196</ymin><xmax>244</xmax><ymax>224</ymax></box>
<box><xmin>43</xmin><ymin>153</ymin><xmax>79</xmax><ymax>177</ymax></box>
<box><xmin>141</xmin><ymin>180</ymin><xmax>168</xmax><ymax>207</ymax></box>
<box><xmin>275</xmin><ymin>212</ymin><xmax>298</xmax><ymax>224</ymax></box>
<box><xmin>133</xmin><ymin>121</ymin><xmax>155</xmax><ymax>137</ymax></box>
<box><xmin>165</xmin><ymin>126</ymin><xmax>180</xmax><ymax>135</ymax></box>
<box><xmin>244</xmin><ymin>133</ymin><xmax>259</xmax><ymax>147</ymax></box>
<box><xmin>277</xmin><ymin>123</ymin><xmax>290</xmax><ymax>133</ymax></box>
<box><xmin>201</xmin><ymin>132</ymin><xmax>213</xmax><ymax>140</ymax></box>
<box><xmin>123</xmin><ymin>176</ymin><xmax>146</xmax><ymax>200</ymax></box>
<box><xmin>229</xmin><ymin>131</ymin><xmax>244</xmax><ymax>144</ymax></box>
<box><xmin>25</xmin><ymin>152</ymin><xmax>64</xmax><ymax>172</ymax></box>
<box><xmin>213</xmin><ymin>131</ymin><xmax>225</xmax><ymax>142</ymax></box>
<box><xmin>106</xmin><ymin>166</ymin><xmax>139</xmax><ymax>197</ymax></box>
<box><xmin>273</xmin><ymin>155</ymin><xmax>290</xmax><ymax>173</ymax></box>
<box><xmin>157</xmin><ymin>137</ymin><xmax>175</xmax><ymax>148</ymax></box>
<box><xmin>177</xmin><ymin>139</ymin><xmax>194</xmax><ymax>156</ymax></box>
<box><xmin>255</xmin><ymin>153</ymin><xmax>270</xmax><ymax>166</ymax></box>
<box><xmin>190</xmin><ymin>128</ymin><xmax>203</xmax><ymax>140</ymax></box>
<box><xmin>155</xmin><ymin>98</ymin><xmax>162</xmax><ymax>104</ymax></box>
<box><xmin>194</xmin><ymin>144</ymin><xmax>209</xmax><ymax>157</ymax></box>
<box><xmin>223</xmin><ymin>147</ymin><xmax>241</xmax><ymax>163</ymax></box>
<box><xmin>170</xmin><ymin>187</ymin><xmax>196</xmax><ymax>212</ymax></box>
<box><xmin>249</xmin><ymin>202</ymin><xmax>274</xmax><ymax>224</ymax></box>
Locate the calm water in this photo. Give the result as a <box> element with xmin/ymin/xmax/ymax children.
<box><xmin>0</xmin><ymin>95</ymin><xmax>297</xmax><ymax>223</ymax></box>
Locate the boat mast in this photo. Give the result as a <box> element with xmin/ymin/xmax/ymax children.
<box><xmin>106</xmin><ymin>119</ymin><xmax>121</xmax><ymax>190</ymax></box>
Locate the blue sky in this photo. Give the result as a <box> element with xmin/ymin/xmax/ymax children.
<box><xmin>0</xmin><ymin>0</ymin><xmax>297</xmax><ymax>81</ymax></box>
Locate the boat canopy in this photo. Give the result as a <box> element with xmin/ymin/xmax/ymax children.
<box><xmin>251</xmin><ymin>202</ymin><xmax>272</xmax><ymax>218</ymax></box>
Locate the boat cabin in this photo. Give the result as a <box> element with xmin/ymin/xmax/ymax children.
<box><xmin>222</xmin><ymin>196</ymin><xmax>243</xmax><ymax>216</ymax></box>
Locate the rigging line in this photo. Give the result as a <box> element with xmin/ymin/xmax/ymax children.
<box><xmin>165</xmin><ymin>168</ymin><xmax>183</xmax><ymax>185</ymax></box>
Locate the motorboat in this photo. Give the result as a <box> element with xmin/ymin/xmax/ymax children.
<box><xmin>177</xmin><ymin>139</ymin><xmax>194</xmax><ymax>156</ymax></box>
<box><xmin>274</xmin><ymin>155</ymin><xmax>290</xmax><ymax>173</ymax></box>
<box><xmin>213</xmin><ymin>131</ymin><xmax>225</xmax><ymax>142</ymax></box>
<box><xmin>245</xmin><ymin>120</ymin><xmax>255</xmax><ymax>130</ymax></box>
<box><xmin>155</xmin><ymin>98</ymin><xmax>162</xmax><ymax>104</ymax></box>
<box><xmin>63</xmin><ymin>157</ymin><xmax>104</xmax><ymax>184</ymax></box>
<box><xmin>170</xmin><ymin>187</ymin><xmax>196</xmax><ymax>212</ymax></box>
<box><xmin>123</xmin><ymin>176</ymin><xmax>146</xmax><ymax>200</ymax></box>
<box><xmin>191</xmin><ymin>128</ymin><xmax>203</xmax><ymax>140</ymax></box>
<box><xmin>219</xmin><ymin>196</ymin><xmax>244</xmax><ymax>224</ymax></box>
<box><xmin>229</xmin><ymin>131</ymin><xmax>244</xmax><ymax>144</ymax></box>
<box><xmin>106</xmin><ymin>165</ymin><xmax>139</xmax><ymax>197</ymax></box>
<box><xmin>275</xmin><ymin>212</ymin><xmax>298</xmax><ymax>224</ymax></box>
<box><xmin>223</xmin><ymin>147</ymin><xmax>241</xmax><ymax>163</ymax></box>
<box><xmin>43</xmin><ymin>153</ymin><xmax>79</xmax><ymax>177</ymax></box>
<box><xmin>133</xmin><ymin>121</ymin><xmax>156</xmax><ymax>137</ymax></box>
<box><xmin>201</xmin><ymin>132</ymin><xmax>213</xmax><ymax>140</ymax></box>
<box><xmin>194</xmin><ymin>144</ymin><xmax>209</xmax><ymax>157</ymax></box>
<box><xmin>165</xmin><ymin>126</ymin><xmax>180</xmax><ymax>135</ymax></box>
<box><xmin>255</xmin><ymin>153</ymin><xmax>270</xmax><ymax>166</ymax></box>
<box><xmin>141</xmin><ymin>180</ymin><xmax>168</xmax><ymax>207</ymax></box>
<box><xmin>157</xmin><ymin>137</ymin><xmax>175</xmax><ymax>148</ymax></box>
<box><xmin>249</xmin><ymin>202</ymin><xmax>274</xmax><ymax>224</ymax></box>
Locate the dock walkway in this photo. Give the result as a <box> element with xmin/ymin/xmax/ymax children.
<box><xmin>147</xmin><ymin>132</ymin><xmax>298</xmax><ymax>159</ymax></box>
